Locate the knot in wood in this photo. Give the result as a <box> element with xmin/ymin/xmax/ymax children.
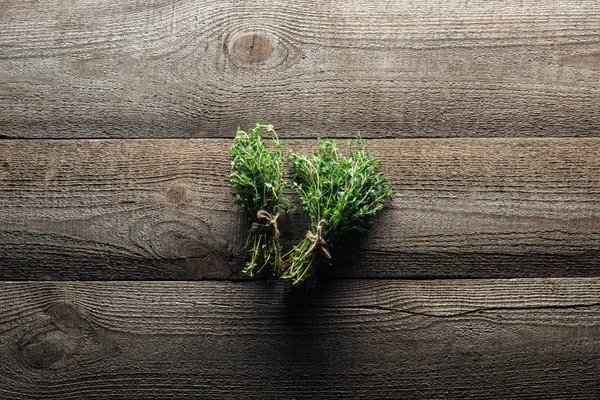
<box><xmin>229</xmin><ymin>32</ymin><xmax>275</xmax><ymax>65</ymax></box>
<box><xmin>166</xmin><ymin>182</ymin><xmax>189</xmax><ymax>204</ymax></box>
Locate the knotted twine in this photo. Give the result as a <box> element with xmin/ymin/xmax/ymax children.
<box><xmin>304</xmin><ymin>219</ymin><xmax>331</xmax><ymax>259</ymax></box>
<box><xmin>251</xmin><ymin>210</ymin><xmax>280</xmax><ymax>238</ymax></box>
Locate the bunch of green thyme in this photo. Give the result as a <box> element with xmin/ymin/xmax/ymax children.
<box><xmin>281</xmin><ymin>136</ymin><xmax>394</xmax><ymax>286</ymax></box>
<box><xmin>228</xmin><ymin>121</ymin><xmax>290</xmax><ymax>278</ymax></box>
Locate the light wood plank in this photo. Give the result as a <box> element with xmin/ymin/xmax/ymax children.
<box><xmin>1</xmin><ymin>0</ymin><xmax>600</xmax><ymax>138</ymax></box>
<box><xmin>0</xmin><ymin>279</ymin><xmax>599</xmax><ymax>399</ymax></box>
<box><xmin>0</xmin><ymin>138</ymin><xmax>599</xmax><ymax>279</ymax></box>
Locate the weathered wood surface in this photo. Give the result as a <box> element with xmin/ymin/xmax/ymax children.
<box><xmin>0</xmin><ymin>279</ymin><xmax>598</xmax><ymax>399</ymax></box>
<box><xmin>1</xmin><ymin>138</ymin><xmax>599</xmax><ymax>280</ymax></box>
<box><xmin>1</xmin><ymin>0</ymin><xmax>600</xmax><ymax>139</ymax></box>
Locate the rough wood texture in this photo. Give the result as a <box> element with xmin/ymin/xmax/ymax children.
<box><xmin>1</xmin><ymin>0</ymin><xmax>600</xmax><ymax>139</ymax></box>
<box><xmin>1</xmin><ymin>138</ymin><xmax>599</xmax><ymax>280</ymax></box>
<box><xmin>0</xmin><ymin>279</ymin><xmax>598</xmax><ymax>399</ymax></box>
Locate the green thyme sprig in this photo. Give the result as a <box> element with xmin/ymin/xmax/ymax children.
<box><xmin>282</xmin><ymin>136</ymin><xmax>394</xmax><ymax>286</ymax></box>
<box><xmin>228</xmin><ymin>121</ymin><xmax>290</xmax><ymax>278</ymax></box>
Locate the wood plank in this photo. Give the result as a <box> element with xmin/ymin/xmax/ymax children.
<box><xmin>0</xmin><ymin>279</ymin><xmax>598</xmax><ymax>399</ymax></box>
<box><xmin>1</xmin><ymin>138</ymin><xmax>599</xmax><ymax>280</ymax></box>
<box><xmin>1</xmin><ymin>0</ymin><xmax>600</xmax><ymax>139</ymax></box>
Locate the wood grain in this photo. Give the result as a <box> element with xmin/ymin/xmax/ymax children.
<box><xmin>0</xmin><ymin>279</ymin><xmax>598</xmax><ymax>399</ymax></box>
<box><xmin>1</xmin><ymin>0</ymin><xmax>600</xmax><ymax>138</ymax></box>
<box><xmin>1</xmin><ymin>138</ymin><xmax>599</xmax><ymax>280</ymax></box>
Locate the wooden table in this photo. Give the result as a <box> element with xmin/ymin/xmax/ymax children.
<box><xmin>1</xmin><ymin>1</ymin><xmax>599</xmax><ymax>398</ymax></box>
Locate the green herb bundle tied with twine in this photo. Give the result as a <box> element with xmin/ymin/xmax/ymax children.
<box><xmin>228</xmin><ymin>122</ymin><xmax>394</xmax><ymax>287</ymax></box>
<box><xmin>281</xmin><ymin>136</ymin><xmax>394</xmax><ymax>286</ymax></box>
<box><xmin>228</xmin><ymin>121</ymin><xmax>290</xmax><ymax>278</ymax></box>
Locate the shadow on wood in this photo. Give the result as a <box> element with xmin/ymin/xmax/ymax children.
<box><xmin>1</xmin><ymin>280</ymin><xmax>599</xmax><ymax>399</ymax></box>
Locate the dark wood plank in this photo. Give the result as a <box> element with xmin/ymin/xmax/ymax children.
<box><xmin>1</xmin><ymin>0</ymin><xmax>600</xmax><ymax>138</ymax></box>
<box><xmin>1</xmin><ymin>138</ymin><xmax>599</xmax><ymax>280</ymax></box>
<box><xmin>0</xmin><ymin>279</ymin><xmax>598</xmax><ymax>399</ymax></box>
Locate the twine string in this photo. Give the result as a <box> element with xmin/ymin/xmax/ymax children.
<box><xmin>251</xmin><ymin>209</ymin><xmax>280</xmax><ymax>238</ymax></box>
<box><xmin>304</xmin><ymin>219</ymin><xmax>331</xmax><ymax>259</ymax></box>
